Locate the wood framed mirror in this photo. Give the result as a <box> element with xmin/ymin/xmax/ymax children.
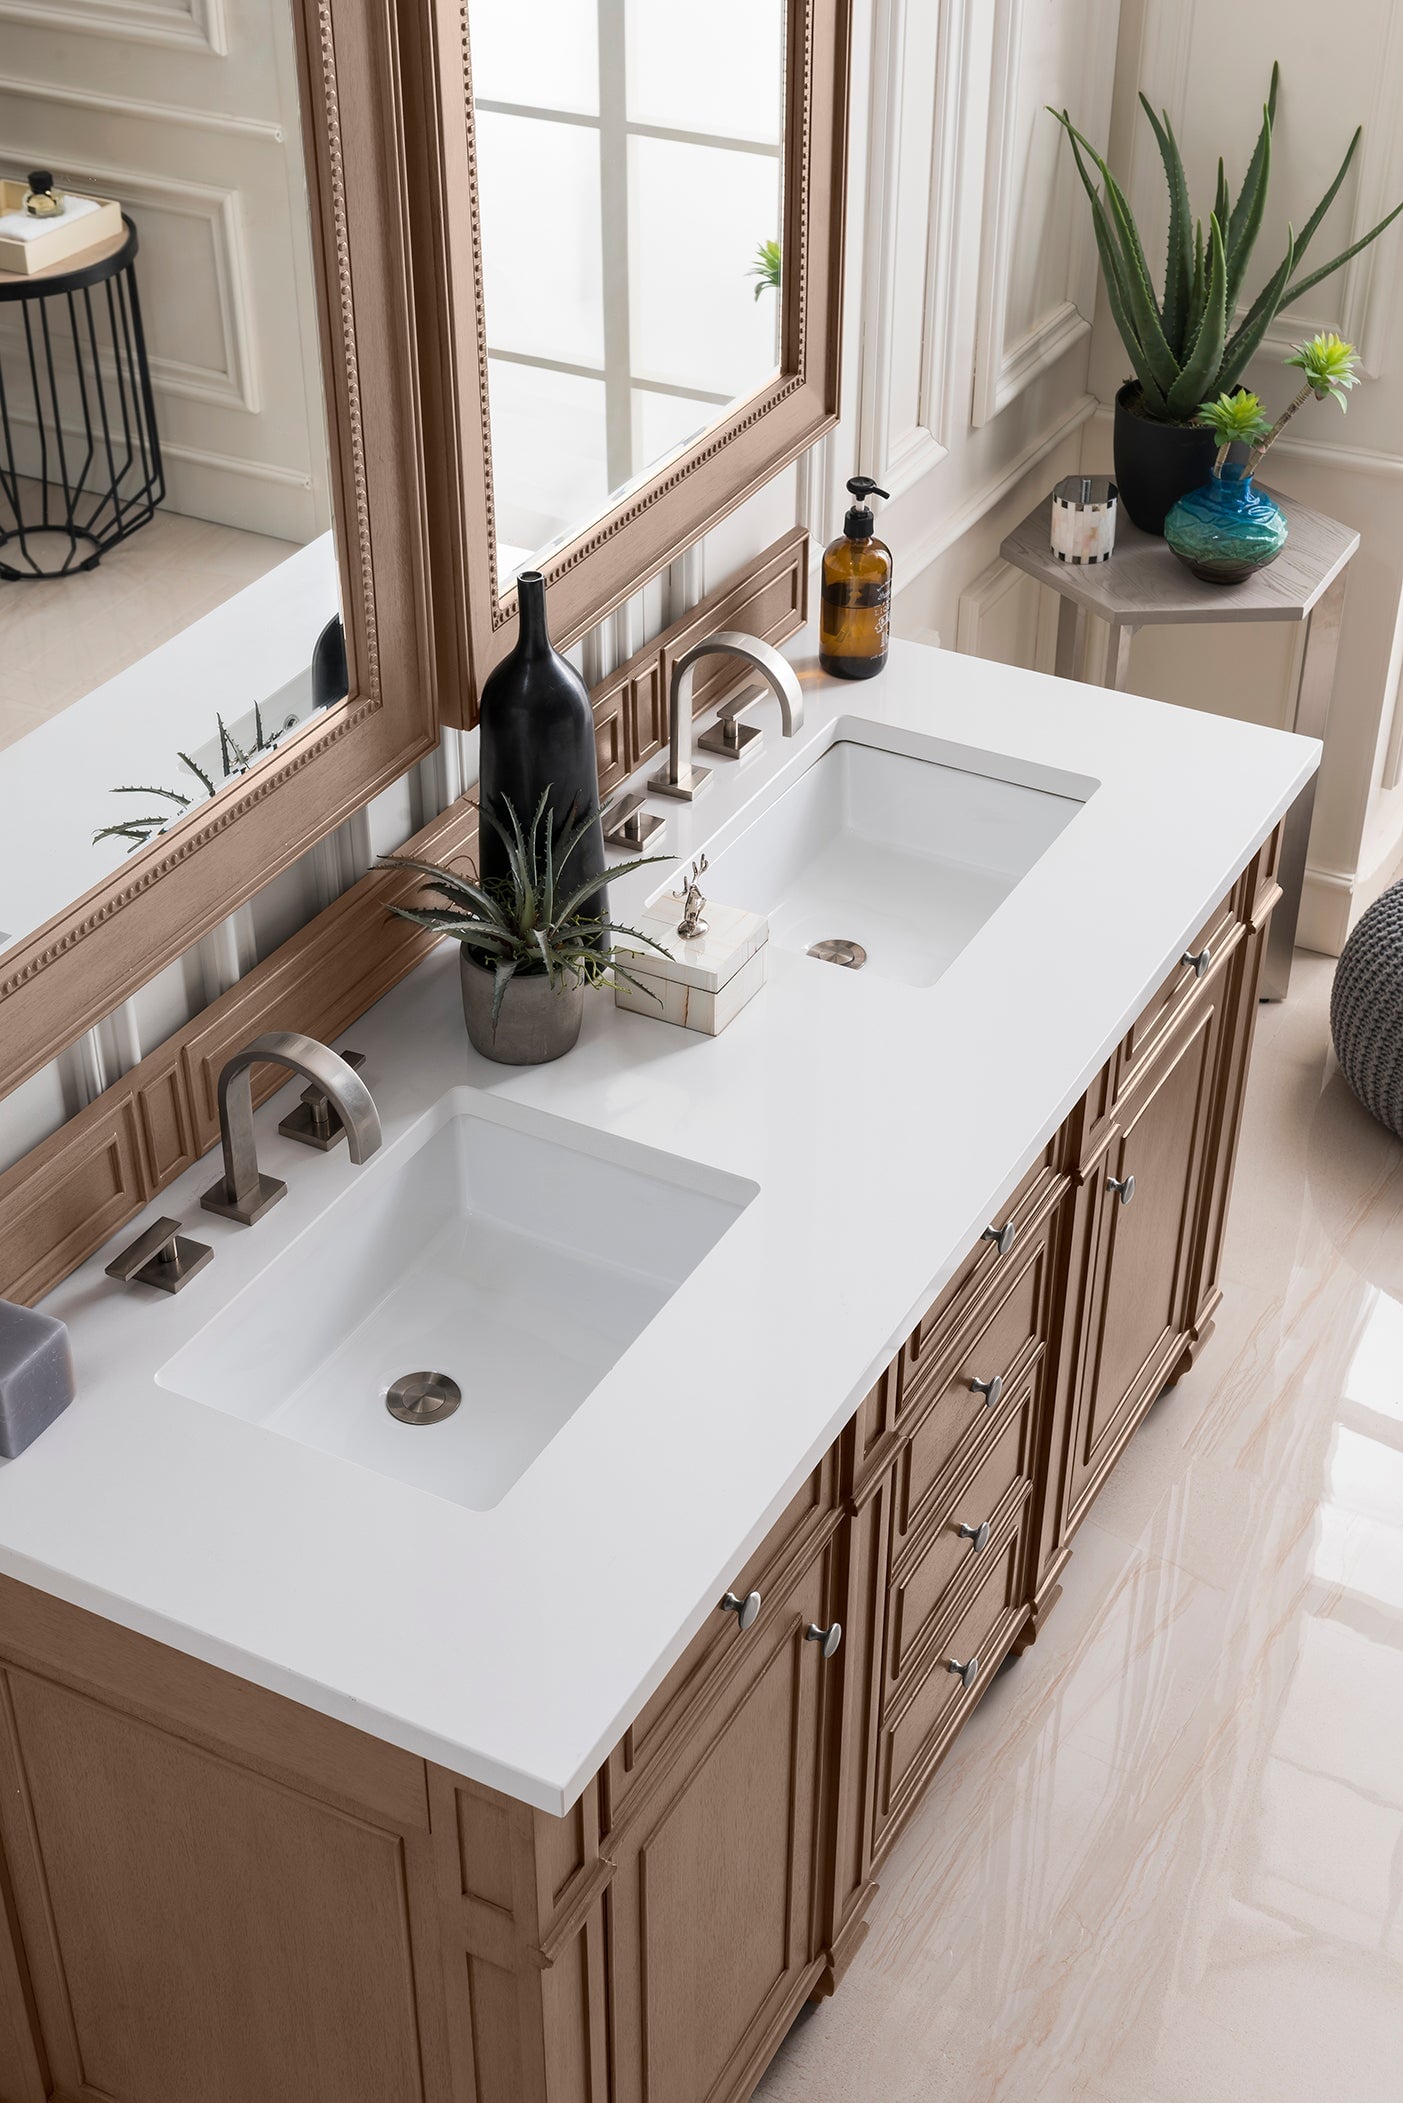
<box><xmin>421</xmin><ymin>0</ymin><xmax>852</xmax><ymax>711</ymax></box>
<box><xmin>0</xmin><ymin>0</ymin><xmax>444</xmax><ymax>1099</ymax></box>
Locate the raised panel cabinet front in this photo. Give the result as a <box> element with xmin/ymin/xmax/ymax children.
<box><xmin>606</xmin><ymin>1551</ymin><xmax>831</xmax><ymax>2103</ymax></box>
<box><xmin>1064</xmin><ymin>987</ymin><xmax>1225</xmax><ymax>1532</ymax></box>
<box><xmin>0</xmin><ymin>1663</ymin><xmax>444</xmax><ymax>2103</ymax></box>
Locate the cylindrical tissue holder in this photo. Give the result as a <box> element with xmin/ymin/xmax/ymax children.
<box><xmin>1051</xmin><ymin>475</ymin><xmax>1117</xmax><ymax>565</ymax></box>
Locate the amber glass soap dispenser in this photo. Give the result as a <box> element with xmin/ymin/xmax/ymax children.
<box><xmin>820</xmin><ymin>476</ymin><xmax>892</xmax><ymax>678</ymax></box>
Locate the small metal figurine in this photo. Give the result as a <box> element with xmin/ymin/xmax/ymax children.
<box><xmin>674</xmin><ymin>854</ymin><xmax>710</xmax><ymax>941</ymax></box>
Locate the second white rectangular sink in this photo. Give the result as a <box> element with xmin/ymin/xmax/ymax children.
<box><xmin>159</xmin><ymin>1093</ymin><xmax>755</xmax><ymax>1511</ymax></box>
<box><xmin>700</xmin><ymin>734</ymin><xmax>1091</xmax><ymax>986</ymax></box>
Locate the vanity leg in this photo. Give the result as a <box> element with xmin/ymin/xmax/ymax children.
<box><xmin>1011</xmin><ymin>1570</ymin><xmax>1067</xmax><ymax>1657</ymax></box>
<box><xmin>1101</xmin><ymin>619</ymin><xmax>1135</xmax><ymax>690</ymax></box>
<box><xmin>1054</xmin><ymin>596</ymin><xmax>1083</xmax><ymax>681</ymax></box>
<box><xmin>1261</xmin><ymin>572</ymin><xmax>1346</xmax><ymax>1001</ymax></box>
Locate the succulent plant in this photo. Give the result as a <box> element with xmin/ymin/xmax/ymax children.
<box><xmin>1195</xmin><ymin>333</ymin><xmax>1363</xmax><ymax>475</ymax></box>
<box><xmin>1050</xmin><ymin>68</ymin><xmax>1403</xmax><ymax>424</ymax></box>
<box><xmin>382</xmin><ymin>792</ymin><xmax>673</xmax><ymax>1026</ymax></box>
<box><xmin>749</xmin><ymin>238</ymin><xmax>782</xmax><ymax>300</ymax></box>
<box><xmin>1284</xmin><ymin>329</ymin><xmax>1362</xmax><ymax>408</ymax></box>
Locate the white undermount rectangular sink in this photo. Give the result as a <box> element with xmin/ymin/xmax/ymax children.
<box><xmin>700</xmin><ymin>733</ymin><xmax>1092</xmax><ymax>986</ymax></box>
<box><xmin>159</xmin><ymin>1093</ymin><xmax>755</xmax><ymax>1511</ymax></box>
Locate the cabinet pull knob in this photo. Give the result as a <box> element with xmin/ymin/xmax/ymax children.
<box><xmin>719</xmin><ymin>1589</ymin><xmax>761</xmax><ymax>1632</ymax></box>
<box><xmin>1181</xmin><ymin>945</ymin><xmax>1211</xmax><ymax>979</ymax></box>
<box><xmin>969</xmin><ymin>1372</ymin><xmax>1003</xmax><ymax>1408</ymax></box>
<box><xmin>946</xmin><ymin>1655</ymin><xmax>979</xmax><ymax>1691</ymax></box>
<box><xmin>1107</xmin><ymin>1172</ymin><xmax>1136</xmax><ymax>1206</ymax></box>
<box><xmin>806</xmin><ymin>1620</ymin><xmax>843</xmax><ymax>1659</ymax></box>
<box><xmin>957</xmin><ymin>1519</ymin><xmax>991</xmax><ymax>1553</ymax></box>
<box><xmin>981</xmin><ymin>1220</ymin><xmax>1016</xmax><ymax>1257</ymax></box>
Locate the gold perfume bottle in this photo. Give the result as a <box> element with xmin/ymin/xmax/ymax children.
<box><xmin>23</xmin><ymin>171</ymin><xmax>63</xmax><ymax>220</ymax></box>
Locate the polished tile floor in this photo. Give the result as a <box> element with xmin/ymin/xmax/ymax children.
<box><xmin>759</xmin><ymin>947</ymin><xmax>1403</xmax><ymax>2102</ymax></box>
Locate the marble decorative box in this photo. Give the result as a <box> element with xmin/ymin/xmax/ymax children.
<box><xmin>615</xmin><ymin>898</ymin><xmax>768</xmax><ymax>1035</ymax></box>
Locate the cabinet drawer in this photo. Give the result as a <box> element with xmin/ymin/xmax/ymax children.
<box><xmin>1115</xmin><ymin>889</ymin><xmax>1238</xmax><ymax>1099</ymax></box>
<box><xmin>900</xmin><ymin>1141</ymin><xmax>1061</xmax><ymax>1386</ymax></box>
<box><xmin>887</xmin><ymin>1375</ymin><xmax>1036</xmax><ymax>1687</ymax></box>
<box><xmin>604</xmin><ymin>1448</ymin><xmax>838</xmax><ymax>1828</ymax></box>
<box><xmin>874</xmin><ymin>1517</ymin><xmax>1027</xmax><ymax>1849</ymax></box>
<box><xmin>895</xmin><ymin>1207</ymin><xmax>1055</xmax><ymax>1550</ymax></box>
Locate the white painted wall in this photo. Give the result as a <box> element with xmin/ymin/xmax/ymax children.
<box><xmin>0</xmin><ymin>0</ymin><xmax>330</xmax><ymax>540</ymax></box>
<box><xmin>0</xmin><ymin>0</ymin><xmax>1124</xmax><ymax>1172</ymax></box>
<box><xmin>1071</xmin><ymin>0</ymin><xmax>1403</xmax><ymax>953</ymax></box>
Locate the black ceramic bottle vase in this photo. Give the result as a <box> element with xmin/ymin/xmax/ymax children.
<box><xmin>477</xmin><ymin>569</ymin><xmax>607</xmax><ymax>923</ymax></box>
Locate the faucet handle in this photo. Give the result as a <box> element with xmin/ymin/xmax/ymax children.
<box><xmin>279</xmin><ymin>1049</ymin><xmax>366</xmax><ymax>1150</ymax></box>
<box><xmin>698</xmin><ymin>680</ymin><xmax>766</xmax><ymax>761</ymax></box>
<box><xmin>106</xmin><ymin>1216</ymin><xmax>212</xmax><ymax>1294</ymax></box>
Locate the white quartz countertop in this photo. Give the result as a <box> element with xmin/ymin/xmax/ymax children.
<box><xmin>0</xmin><ymin>637</ymin><xmax>1318</xmax><ymax>1813</ymax></box>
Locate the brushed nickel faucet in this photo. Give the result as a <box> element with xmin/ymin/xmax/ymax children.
<box><xmin>201</xmin><ymin>1032</ymin><xmax>381</xmax><ymax>1226</ymax></box>
<box><xmin>650</xmin><ymin>631</ymin><xmax>804</xmax><ymax>803</ymax></box>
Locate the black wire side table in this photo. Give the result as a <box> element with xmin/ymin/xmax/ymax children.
<box><xmin>0</xmin><ymin>214</ymin><xmax>164</xmax><ymax>580</ymax></box>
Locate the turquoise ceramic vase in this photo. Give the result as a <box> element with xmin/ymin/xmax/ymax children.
<box><xmin>1164</xmin><ymin>462</ymin><xmax>1288</xmax><ymax>585</ymax></box>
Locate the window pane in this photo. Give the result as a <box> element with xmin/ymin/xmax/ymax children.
<box><xmin>469</xmin><ymin>0</ymin><xmax>599</xmax><ymax>116</ymax></box>
<box><xmin>635</xmin><ymin>389</ymin><xmax>720</xmax><ymax>471</ymax></box>
<box><xmin>629</xmin><ymin>137</ymin><xmax>782</xmax><ymax>398</ymax></box>
<box><xmin>626</xmin><ymin>0</ymin><xmax>785</xmax><ymax>142</ymax></box>
<box><xmin>486</xmin><ymin>360</ymin><xmax>608</xmax><ymax>562</ymax></box>
<box><xmin>477</xmin><ymin>112</ymin><xmax>604</xmax><ymax>368</ymax></box>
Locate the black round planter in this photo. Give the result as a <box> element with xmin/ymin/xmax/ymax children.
<box><xmin>1112</xmin><ymin>382</ymin><xmax>1218</xmax><ymax>536</ymax></box>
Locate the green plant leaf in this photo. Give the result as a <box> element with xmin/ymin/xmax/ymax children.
<box><xmin>1216</xmin><ymin>227</ymin><xmax>1295</xmax><ymax>392</ymax></box>
<box><xmin>1226</xmin><ymin>101</ymin><xmax>1272</xmax><ymax>313</ymax></box>
<box><xmin>1213</xmin><ymin>157</ymin><xmax>1230</xmax><ymax>239</ymax></box>
<box><xmin>1053</xmin><ymin>112</ymin><xmax>1181</xmax><ymax>394</ymax></box>
<box><xmin>1138</xmin><ymin>97</ymin><xmax>1193</xmax><ymax>355</ymax></box>
<box><xmin>1050</xmin><ymin>111</ymin><xmax>1177</xmax><ymax>403</ymax></box>
<box><xmin>1282</xmin><ymin>196</ymin><xmax>1403</xmax><ymax>305</ymax></box>
<box><xmin>1167</xmin><ymin>212</ymin><xmax>1228</xmax><ymax>415</ymax></box>
<box><xmin>1290</xmin><ymin>127</ymin><xmax>1361</xmax><ymax>272</ymax></box>
<box><xmin>490</xmin><ymin>957</ymin><xmax>518</xmax><ymax>1029</ymax></box>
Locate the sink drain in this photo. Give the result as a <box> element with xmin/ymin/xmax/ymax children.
<box><xmin>808</xmin><ymin>938</ymin><xmax>867</xmax><ymax>970</ymax></box>
<box><xmin>386</xmin><ymin>1371</ymin><xmax>462</xmax><ymax>1426</ymax></box>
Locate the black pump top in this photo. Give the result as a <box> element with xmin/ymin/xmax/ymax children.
<box><xmin>842</xmin><ymin>475</ymin><xmax>890</xmax><ymax>540</ymax></box>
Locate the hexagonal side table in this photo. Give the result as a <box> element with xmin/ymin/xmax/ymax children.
<box><xmin>1001</xmin><ymin>489</ymin><xmax>1360</xmax><ymax>1001</ymax></box>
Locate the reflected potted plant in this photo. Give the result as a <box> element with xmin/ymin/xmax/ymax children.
<box><xmin>382</xmin><ymin>794</ymin><xmax>672</xmax><ymax>1065</ymax></box>
<box><xmin>1050</xmin><ymin>69</ymin><xmax>1401</xmax><ymax>533</ymax></box>
<box><xmin>1165</xmin><ymin>332</ymin><xmax>1362</xmax><ymax>583</ymax></box>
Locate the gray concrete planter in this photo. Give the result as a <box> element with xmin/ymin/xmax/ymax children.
<box><xmin>460</xmin><ymin>951</ymin><xmax>585</xmax><ymax>1065</ymax></box>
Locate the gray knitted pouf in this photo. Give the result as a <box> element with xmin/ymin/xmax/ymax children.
<box><xmin>1331</xmin><ymin>878</ymin><xmax>1403</xmax><ymax>1140</ymax></box>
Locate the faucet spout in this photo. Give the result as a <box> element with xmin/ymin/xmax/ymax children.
<box><xmin>201</xmin><ymin>1031</ymin><xmax>381</xmax><ymax>1225</ymax></box>
<box><xmin>651</xmin><ymin>631</ymin><xmax>804</xmax><ymax>802</ymax></box>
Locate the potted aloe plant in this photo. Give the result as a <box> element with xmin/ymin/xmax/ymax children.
<box><xmin>1051</xmin><ymin>68</ymin><xmax>1401</xmax><ymax>532</ymax></box>
<box><xmin>1164</xmin><ymin>333</ymin><xmax>1361</xmax><ymax>583</ymax></box>
<box><xmin>382</xmin><ymin>794</ymin><xmax>672</xmax><ymax>1065</ymax></box>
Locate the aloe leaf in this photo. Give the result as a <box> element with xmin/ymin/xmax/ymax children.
<box><xmin>1139</xmin><ymin>97</ymin><xmax>1193</xmax><ymax>354</ymax></box>
<box><xmin>1214</xmin><ymin>158</ymin><xmax>1229</xmax><ymax>237</ymax></box>
<box><xmin>1291</xmin><ymin>127</ymin><xmax>1360</xmax><ymax>273</ymax></box>
<box><xmin>1054</xmin><ymin>112</ymin><xmax>1175</xmax><ymax>401</ymax></box>
<box><xmin>1167</xmin><ymin>212</ymin><xmax>1228</xmax><ymax>415</ymax></box>
<box><xmin>1226</xmin><ymin>103</ymin><xmax>1272</xmax><ymax>313</ymax></box>
<box><xmin>490</xmin><ymin>958</ymin><xmax>518</xmax><ymax>1029</ymax></box>
<box><xmin>1217</xmin><ymin>228</ymin><xmax>1295</xmax><ymax>392</ymax></box>
<box><xmin>1283</xmin><ymin>197</ymin><xmax>1403</xmax><ymax>304</ymax></box>
<box><xmin>1055</xmin><ymin>112</ymin><xmax>1181</xmax><ymax>392</ymax></box>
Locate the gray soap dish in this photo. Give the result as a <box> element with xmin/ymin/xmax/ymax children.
<box><xmin>0</xmin><ymin>1299</ymin><xmax>75</xmax><ymax>1459</ymax></box>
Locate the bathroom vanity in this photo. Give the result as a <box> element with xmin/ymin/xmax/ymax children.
<box><xmin>0</xmin><ymin>639</ymin><xmax>1312</xmax><ymax>2103</ymax></box>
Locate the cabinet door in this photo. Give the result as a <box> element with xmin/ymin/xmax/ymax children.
<box><xmin>607</xmin><ymin>1550</ymin><xmax>832</xmax><ymax>2103</ymax></box>
<box><xmin>1065</xmin><ymin>988</ymin><xmax>1224</xmax><ymax>1530</ymax></box>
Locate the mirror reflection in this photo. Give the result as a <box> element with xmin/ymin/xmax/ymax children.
<box><xmin>0</xmin><ymin>0</ymin><xmax>338</xmax><ymax>964</ymax></box>
<box><xmin>469</xmin><ymin>0</ymin><xmax>787</xmax><ymax>586</ymax></box>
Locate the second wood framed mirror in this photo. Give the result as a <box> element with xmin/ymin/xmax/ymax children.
<box><xmin>422</xmin><ymin>0</ymin><xmax>852</xmax><ymax>712</ymax></box>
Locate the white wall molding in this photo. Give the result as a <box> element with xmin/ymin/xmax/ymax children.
<box><xmin>0</xmin><ymin>0</ymin><xmax>226</xmax><ymax>56</ymax></box>
<box><xmin>0</xmin><ymin>151</ymin><xmax>259</xmax><ymax>414</ymax></box>
<box><xmin>857</xmin><ymin>0</ymin><xmax>969</xmax><ymax>498</ymax></box>
<box><xmin>971</xmin><ymin>0</ymin><xmax>1116</xmax><ymax>428</ymax></box>
<box><xmin>899</xmin><ymin>392</ymin><xmax>1098</xmax><ymax>593</ymax></box>
<box><xmin>955</xmin><ymin>552</ymin><xmax>1060</xmax><ymax>669</ymax></box>
<box><xmin>3</xmin><ymin>73</ymin><xmax>284</xmax><ymax>144</ymax></box>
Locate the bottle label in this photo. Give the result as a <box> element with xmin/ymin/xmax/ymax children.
<box><xmin>822</xmin><ymin>578</ymin><xmax>890</xmax><ymax>611</ymax></box>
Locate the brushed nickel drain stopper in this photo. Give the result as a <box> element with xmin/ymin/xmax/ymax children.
<box><xmin>808</xmin><ymin>938</ymin><xmax>867</xmax><ymax>970</ymax></box>
<box><xmin>386</xmin><ymin>1371</ymin><xmax>461</xmax><ymax>1426</ymax></box>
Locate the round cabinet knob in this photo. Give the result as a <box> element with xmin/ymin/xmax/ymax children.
<box><xmin>1107</xmin><ymin>1172</ymin><xmax>1136</xmax><ymax>1206</ymax></box>
<box><xmin>806</xmin><ymin>1620</ymin><xmax>843</xmax><ymax>1659</ymax></box>
<box><xmin>969</xmin><ymin>1372</ymin><xmax>1003</xmax><ymax>1409</ymax></box>
<box><xmin>1182</xmin><ymin>945</ymin><xmax>1211</xmax><ymax>980</ymax></box>
<box><xmin>946</xmin><ymin>1655</ymin><xmax>979</xmax><ymax>1691</ymax></box>
<box><xmin>957</xmin><ymin>1519</ymin><xmax>991</xmax><ymax>1553</ymax></box>
<box><xmin>719</xmin><ymin>1589</ymin><xmax>761</xmax><ymax>1632</ymax></box>
<box><xmin>981</xmin><ymin>1220</ymin><xmax>1017</xmax><ymax>1257</ymax></box>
